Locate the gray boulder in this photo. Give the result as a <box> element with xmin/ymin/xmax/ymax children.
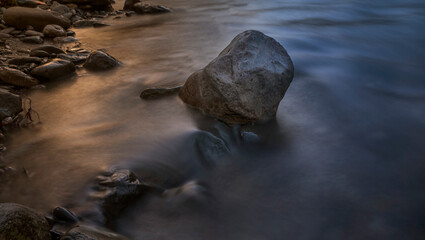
<box><xmin>3</xmin><ymin>7</ymin><xmax>71</xmax><ymax>31</ymax></box>
<box><xmin>0</xmin><ymin>89</ymin><xmax>22</xmax><ymax>119</ymax></box>
<box><xmin>0</xmin><ymin>203</ymin><xmax>51</xmax><ymax>240</ymax></box>
<box><xmin>0</xmin><ymin>66</ymin><xmax>39</xmax><ymax>87</ymax></box>
<box><xmin>83</xmin><ymin>50</ymin><xmax>119</xmax><ymax>71</ymax></box>
<box><xmin>179</xmin><ymin>30</ymin><xmax>294</xmax><ymax>124</ymax></box>
<box><xmin>31</xmin><ymin>58</ymin><xmax>75</xmax><ymax>81</ymax></box>
<box><xmin>43</xmin><ymin>24</ymin><xmax>67</xmax><ymax>38</ymax></box>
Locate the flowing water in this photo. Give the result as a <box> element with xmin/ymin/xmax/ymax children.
<box><xmin>1</xmin><ymin>0</ymin><xmax>425</xmax><ymax>239</ymax></box>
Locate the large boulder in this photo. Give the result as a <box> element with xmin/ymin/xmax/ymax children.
<box><xmin>179</xmin><ymin>30</ymin><xmax>294</xmax><ymax>124</ymax></box>
<box><xmin>3</xmin><ymin>7</ymin><xmax>71</xmax><ymax>31</ymax></box>
<box><xmin>0</xmin><ymin>89</ymin><xmax>22</xmax><ymax>119</ymax></box>
<box><xmin>0</xmin><ymin>66</ymin><xmax>39</xmax><ymax>87</ymax></box>
<box><xmin>31</xmin><ymin>58</ymin><xmax>75</xmax><ymax>81</ymax></box>
<box><xmin>0</xmin><ymin>203</ymin><xmax>51</xmax><ymax>240</ymax></box>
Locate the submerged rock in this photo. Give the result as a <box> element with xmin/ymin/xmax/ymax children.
<box><xmin>0</xmin><ymin>89</ymin><xmax>22</xmax><ymax>119</ymax></box>
<box><xmin>62</xmin><ymin>225</ymin><xmax>130</xmax><ymax>240</ymax></box>
<box><xmin>179</xmin><ymin>30</ymin><xmax>294</xmax><ymax>124</ymax></box>
<box><xmin>30</xmin><ymin>58</ymin><xmax>75</xmax><ymax>81</ymax></box>
<box><xmin>0</xmin><ymin>66</ymin><xmax>39</xmax><ymax>87</ymax></box>
<box><xmin>43</xmin><ymin>24</ymin><xmax>67</xmax><ymax>38</ymax></box>
<box><xmin>162</xmin><ymin>180</ymin><xmax>211</xmax><ymax>212</ymax></box>
<box><xmin>140</xmin><ymin>86</ymin><xmax>181</xmax><ymax>99</ymax></box>
<box><xmin>83</xmin><ymin>50</ymin><xmax>119</xmax><ymax>71</ymax></box>
<box><xmin>193</xmin><ymin>131</ymin><xmax>230</xmax><ymax>167</ymax></box>
<box><xmin>133</xmin><ymin>3</ymin><xmax>171</xmax><ymax>14</ymax></box>
<box><xmin>3</xmin><ymin>7</ymin><xmax>71</xmax><ymax>31</ymax></box>
<box><xmin>0</xmin><ymin>203</ymin><xmax>51</xmax><ymax>240</ymax></box>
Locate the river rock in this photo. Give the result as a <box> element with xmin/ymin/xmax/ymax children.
<box><xmin>30</xmin><ymin>49</ymin><xmax>50</xmax><ymax>57</ymax></box>
<box><xmin>83</xmin><ymin>50</ymin><xmax>119</xmax><ymax>71</ymax></box>
<box><xmin>0</xmin><ymin>203</ymin><xmax>51</xmax><ymax>240</ymax></box>
<box><xmin>140</xmin><ymin>86</ymin><xmax>181</xmax><ymax>99</ymax></box>
<box><xmin>193</xmin><ymin>131</ymin><xmax>230</xmax><ymax>167</ymax></box>
<box><xmin>57</xmin><ymin>53</ymin><xmax>88</xmax><ymax>64</ymax></box>
<box><xmin>0</xmin><ymin>66</ymin><xmax>39</xmax><ymax>87</ymax></box>
<box><xmin>0</xmin><ymin>89</ymin><xmax>22</xmax><ymax>119</ymax></box>
<box><xmin>30</xmin><ymin>58</ymin><xmax>75</xmax><ymax>81</ymax></box>
<box><xmin>25</xmin><ymin>29</ymin><xmax>44</xmax><ymax>37</ymax></box>
<box><xmin>0</xmin><ymin>33</ymin><xmax>11</xmax><ymax>39</ymax></box>
<box><xmin>62</xmin><ymin>225</ymin><xmax>130</xmax><ymax>240</ymax></box>
<box><xmin>56</xmin><ymin>0</ymin><xmax>113</xmax><ymax>10</ymax></box>
<box><xmin>43</xmin><ymin>24</ymin><xmax>67</xmax><ymax>38</ymax></box>
<box><xmin>51</xmin><ymin>1</ymin><xmax>72</xmax><ymax>18</ymax></box>
<box><xmin>179</xmin><ymin>30</ymin><xmax>294</xmax><ymax>124</ymax></box>
<box><xmin>133</xmin><ymin>2</ymin><xmax>171</xmax><ymax>14</ymax></box>
<box><xmin>162</xmin><ymin>181</ymin><xmax>211</xmax><ymax>212</ymax></box>
<box><xmin>21</xmin><ymin>35</ymin><xmax>44</xmax><ymax>44</ymax></box>
<box><xmin>7</xmin><ymin>56</ymin><xmax>42</xmax><ymax>66</ymax></box>
<box><xmin>3</xmin><ymin>7</ymin><xmax>71</xmax><ymax>31</ymax></box>
<box><xmin>54</xmin><ymin>36</ymin><xmax>79</xmax><ymax>43</ymax></box>
<box><xmin>17</xmin><ymin>0</ymin><xmax>46</xmax><ymax>8</ymax></box>
<box><xmin>31</xmin><ymin>45</ymin><xmax>65</xmax><ymax>55</ymax></box>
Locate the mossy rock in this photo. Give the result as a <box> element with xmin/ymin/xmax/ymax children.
<box><xmin>0</xmin><ymin>203</ymin><xmax>51</xmax><ymax>240</ymax></box>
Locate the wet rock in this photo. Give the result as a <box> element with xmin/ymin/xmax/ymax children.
<box><xmin>30</xmin><ymin>49</ymin><xmax>50</xmax><ymax>57</ymax></box>
<box><xmin>62</xmin><ymin>225</ymin><xmax>129</xmax><ymax>240</ymax></box>
<box><xmin>72</xmin><ymin>19</ymin><xmax>102</xmax><ymax>28</ymax></box>
<box><xmin>0</xmin><ymin>66</ymin><xmax>39</xmax><ymax>87</ymax></box>
<box><xmin>43</xmin><ymin>24</ymin><xmax>67</xmax><ymax>38</ymax></box>
<box><xmin>241</xmin><ymin>131</ymin><xmax>260</xmax><ymax>143</ymax></box>
<box><xmin>3</xmin><ymin>7</ymin><xmax>71</xmax><ymax>31</ymax></box>
<box><xmin>51</xmin><ymin>1</ymin><xmax>72</xmax><ymax>18</ymax></box>
<box><xmin>25</xmin><ymin>29</ymin><xmax>44</xmax><ymax>37</ymax></box>
<box><xmin>140</xmin><ymin>86</ymin><xmax>181</xmax><ymax>99</ymax></box>
<box><xmin>17</xmin><ymin>0</ymin><xmax>46</xmax><ymax>8</ymax></box>
<box><xmin>0</xmin><ymin>203</ymin><xmax>51</xmax><ymax>240</ymax></box>
<box><xmin>56</xmin><ymin>0</ymin><xmax>113</xmax><ymax>10</ymax></box>
<box><xmin>0</xmin><ymin>33</ymin><xmax>11</xmax><ymax>39</ymax></box>
<box><xmin>162</xmin><ymin>180</ymin><xmax>212</xmax><ymax>213</ymax></box>
<box><xmin>0</xmin><ymin>27</ymin><xmax>15</xmax><ymax>34</ymax></box>
<box><xmin>83</xmin><ymin>50</ymin><xmax>119</xmax><ymax>71</ymax></box>
<box><xmin>53</xmin><ymin>36</ymin><xmax>79</xmax><ymax>43</ymax></box>
<box><xmin>7</xmin><ymin>56</ymin><xmax>42</xmax><ymax>66</ymax></box>
<box><xmin>31</xmin><ymin>45</ymin><xmax>65</xmax><ymax>55</ymax></box>
<box><xmin>21</xmin><ymin>35</ymin><xmax>44</xmax><ymax>44</ymax></box>
<box><xmin>57</xmin><ymin>53</ymin><xmax>88</xmax><ymax>64</ymax></box>
<box><xmin>0</xmin><ymin>89</ymin><xmax>21</xmax><ymax>119</ymax></box>
<box><xmin>133</xmin><ymin>2</ymin><xmax>171</xmax><ymax>14</ymax></box>
<box><xmin>53</xmin><ymin>206</ymin><xmax>79</xmax><ymax>223</ymax></box>
<box><xmin>179</xmin><ymin>30</ymin><xmax>294</xmax><ymax>124</ymax></box>
<box><xmin>30</xmin><ymin>58</ymin><xmax>75</xmax><ymax>81</ymax></box>
<box><xmin>193</xmin><ymin>131</ymin><xmax>230</xmax><ymax>167</ymax></box>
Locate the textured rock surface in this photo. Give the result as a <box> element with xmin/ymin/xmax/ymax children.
<box><xmin>43</xmin><ymin>24</ymin><xmax>67</xmax><ymax>38</ymax></box>
<box><xmin>0</xmin><ymin>203</ymin><xmax>51</xmax><ymax>240</ymax></box>
<box><xmin>30</xmin><ymin>58</ymin><xmax>75</xmax><ymax>81</ymax></box>
<box><xmin>83</xmin><ymin>50</ymin><xmax>119</xmax><ymax>71</ymax></box>
<box><xmin>179</xmin><ymin>30</ymin><xmax>294</xmax><ymax>124</ymax></box>
<box><xmin>0</xmin><ymin>89</ymin><xmax>22</xmax><ymax>119</ymax></box>
<box><xmin>3</xmin><ymin>7</ymin><xmax>71</xmax><ymax>31</ymax></box>
<box><xmin>0</xmin><ymin>66</ymin><xmax>39</xmax><ymax>87</ymax></box>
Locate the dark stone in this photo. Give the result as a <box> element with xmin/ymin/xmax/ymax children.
<box><xmin>3</xmin><ymin>7</ymin><xmax>71</xmax><ymax>31</ymax></box>
<box><xmin>83</xmin><ymin>50</ymin><xmax>119</xmax><ymax>71</ymax></box>
<box><xmin>0</xmin><ymin>203</ymin><xmax>51</xmax><ymax>240</ymax></box>
<box><xmin>57</xmin><ymin>53</ymin><xmax>88</xmax><ymax>64</ymax></box>
<box><xmin>30</xmin><ymin>58</ymin><xmax>75</xmax><ymax>81</ymax></box>
<box><xmin>53</xmin><ymin>206</ymin><xmax>78</xmax><ymax>223</ymax></box>
<box><xmin>140</xmin><ymin>86</ymin><xmax>181</xmax><ymax>99</ymax></box>
<box><xmin>29</xmin><ymin>49</ymin><xmax>51</xmax><ymax>57</ymax></box>
<box><xmin>21</xmin><ymin>35</ymin><xmax>44</xmax><ymax>44</ymax></box>
<box><xmin>62</xmin><ymin>225</ymin><xmax>129</xmax><ymax>240</ymax></box>
<box><xmin>0</xmin><ymin>66</ymin><xmax>39</xmax><ymax>87</ymax></box>
<box><xmin>7</xmin><ymin>56</ymin><xmax>42</xmax><ymax>66</ymax></box>
<box><xmin>133</xmin><ymin>2</ymin><xmax>171</xmax><ymax>14</ymax></box>
<box><xmin>31</xmin><ymin>45</ymin><xmax>65</xmax><ymax>55</ymax></box>
<box><xmin>0</xmin><ymin>89</ymin><xmax>22</xmax><ymax>119</ymax></box>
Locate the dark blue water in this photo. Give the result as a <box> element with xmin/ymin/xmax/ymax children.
<box><xmin>1</xmin><ymin>0</ymin><xmax>425</xmax><ymax>239</ymax></box>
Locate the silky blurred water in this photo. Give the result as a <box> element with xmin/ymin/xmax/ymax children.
<box><xmin>1</xmin><ymin>0</ymin><xmax>425</xmax><ymax>239</ymax></box>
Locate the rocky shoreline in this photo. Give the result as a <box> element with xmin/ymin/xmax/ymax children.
<box><xmin>1</xmin><ymin>1</ymin><xmax>294</xmax><ymax>239</ymax></box>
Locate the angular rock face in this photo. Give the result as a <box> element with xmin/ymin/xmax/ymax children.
<box><xmin>30</xmin><ymin>58</ymin><xmax>75</xmax><ymax>81</ymax></box>
<box><xmin>0</xmin><ymin>66</ymin><xmax>39</xmax><ymax>87</ymax></box>
<box><xmin>3</xmin><ymin>7</ymin><xmax>71</xmax><ymax>31</ymax></box>
<box><xmin>0</xmin><ymin>89</ymin><xmax>22</xmax><ymax>119</ymax></box>
<box><xmin>179</xmin><ymin>30</ymin><xmax>294</xmax><ymax>124</ymax></box>
<box><xmin>83</xmin><ymin>50</ymin><xmax>119</xmax><ymax>71</ymax></box>
<box><xmin>0</xmin><ymin>203</ymin><xmax>51</xmax><ymax>240</ymax></box>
